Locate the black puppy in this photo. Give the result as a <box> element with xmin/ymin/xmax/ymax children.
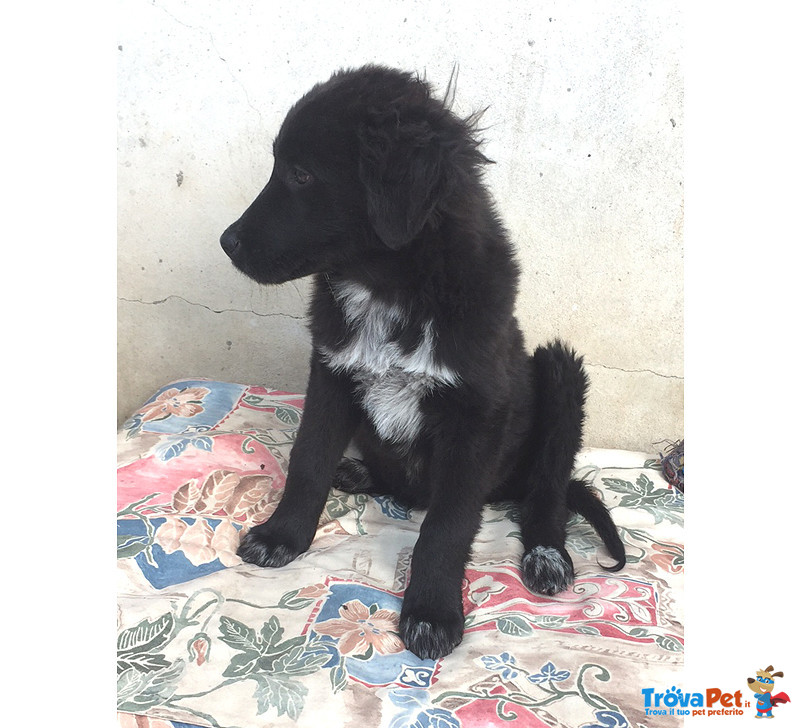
<box><xmin>221</xmin><ymin>65</ymin><xmax>625</xmax><ymax>660</ymax></box>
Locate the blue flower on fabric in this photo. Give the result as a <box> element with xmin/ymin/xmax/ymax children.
<box><xmin>387</xmin><ymin>690</ymin><xmax>460</xmax><ymax>728</ymax></box>
<box><xmin>480</xmin><ymin>652</ymin><xmax>519</xmax><ymax>680</ymax></box>
<box><xmin>582</xmin><ymin>709</ymin><xmax>629</xmax><ymax>728</ymax></box>
<box><xmin>527</xmin><ymin>661</ymin><xmax>570</xmax><ymax>684</ymax></box>
<box><xmin>409</xmin><ymin>708</ymin><xmax>460</xmax><ymax>728</ymax></box>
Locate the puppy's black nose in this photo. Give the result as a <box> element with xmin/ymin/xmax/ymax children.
<box><xmin>220</xmin><ymin>226</ymin><xmax>240</xmax><ymax>258</ymax></box>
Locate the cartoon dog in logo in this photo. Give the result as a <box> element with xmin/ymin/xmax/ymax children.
<box><xmin>747</xmin><ymin>666</ymin><xmax>790</xmax><ymax>718</ymax></box>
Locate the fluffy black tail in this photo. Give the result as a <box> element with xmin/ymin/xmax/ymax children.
<box><xmin>567</xmin><ymin>478</ymin><xmax>626</xmax><ymax>571</ymax></box>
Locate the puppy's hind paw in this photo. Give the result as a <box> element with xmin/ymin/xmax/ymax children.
<box><xmin>521</xmin><ymin>545</ymin><xmax>575</xmax><ymax>596</ymax></box>
<box><xmin>332</xmin><ymin>458</ymin><xmax>374</xmax><ymax>494</ymax></box>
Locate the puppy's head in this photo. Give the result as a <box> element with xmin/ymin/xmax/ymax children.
<box><xmin>220</xmin><ymin>65</ymin><xmax>488</xmax><ymax>284</ymax></box>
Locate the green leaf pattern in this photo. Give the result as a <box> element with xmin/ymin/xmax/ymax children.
<box><xmin>116</xmin><ymin>588</ymin><xmax>344</xmax><ymax>722</ymax></box>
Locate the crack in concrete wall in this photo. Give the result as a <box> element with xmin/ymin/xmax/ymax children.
<box><xmin>584</xmin><ymin>361</ymin><xmax>683</xmax><ymax>381</ymax></box>
<box><xmin>118</xmin><ymin>295</ymin><xmax>307</xmax><ymax>321</ymax></box>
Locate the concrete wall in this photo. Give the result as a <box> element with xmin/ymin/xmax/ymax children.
<box><xmin>117</xmin><ymin>0</ymin><xmax>683</xmax><ymax>452</ymax></box>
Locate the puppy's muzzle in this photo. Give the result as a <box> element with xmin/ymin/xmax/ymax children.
<box><xmin>220</xmin><ymin>225</ymin><xmax>241</xmax><ymax>259</ymax></box>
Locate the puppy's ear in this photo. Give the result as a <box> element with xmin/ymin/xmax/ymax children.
<box><xmin>358</xmin><ymin>120</ymin><xmax>447</xmax><ymax>250</ymax></box>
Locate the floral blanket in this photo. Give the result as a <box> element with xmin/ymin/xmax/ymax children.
<box><xmin>117</xmin><ymin>379</ymin><xmax>684</xmax><ymax>728</ymax></box>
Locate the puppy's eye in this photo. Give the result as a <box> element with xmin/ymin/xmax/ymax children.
<box><xmin>290</xmin><ymin>167</ymin><xmax>312</xmax><ymax>186</ymax></box>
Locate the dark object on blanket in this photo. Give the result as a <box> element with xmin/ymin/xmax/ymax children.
<box><xmin>220</xmin><ymin>65</ymin><xmax>626</xmax><ymax>660</ymax></box>
<box><xmin>659</xmin><ymin>440</ymin><xmax>684</xmax><ymax>493</ymax></box>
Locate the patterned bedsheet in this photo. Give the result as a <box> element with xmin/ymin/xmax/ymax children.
<box><xmin>117</xmin><ymin>379</ymin><xmax>684</xmax><ymax>728</ymax></box>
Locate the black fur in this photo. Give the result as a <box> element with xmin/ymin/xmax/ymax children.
<box><xmin>221</xmin><ymin>66</ymin><xmax>625</xmax><ymax>660</ymax></box>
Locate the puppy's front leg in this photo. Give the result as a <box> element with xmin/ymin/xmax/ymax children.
<box><xmin>399</xmin><ymin>436</ymin><xmax>488</xmax><ymax>660</ymax></box>
<box><xmin>237</xmin><ymin>352</ymin><xmax>359</xmax><ymax>567</ymax></box>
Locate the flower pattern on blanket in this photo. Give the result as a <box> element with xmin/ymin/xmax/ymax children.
<box><xmin>117</xmin><ymin>467</ymin><xmax>283</xmax><ymax>585</ymax></box>
<box><xmin>123</xmin><ymin>380</ymin><xmax>252</xmax><ymax>439</ymax></box>
<box><xmin>117</xmin><ymin>380</ymin><xmax>685</xmax><ymax>728</ymax></box>
<box><xmin>305</xmin><ymin>582</ymin><xmax>439</xmax><ymax>690</ymax></box>
<box><xmin>116</xmin><ymin>582</ymin><xmax>643</xmax><ymax>728</ymax></box>
<box><xmin>313</xmin><ymin>599</ymin><xmax>405</xmax><ymax>657</ymax></box>
<box><xmin>154</xmin><ymin>515</ymin><xmax>241</xmax><ymax>567</ymax></box>
<box><xmin>138</xmin><ymin>386</ymin><xmax>211</xmax><ymax>423</ymax></box>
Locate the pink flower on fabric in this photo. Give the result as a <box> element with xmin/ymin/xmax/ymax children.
<box><xmin>188</xmin><ymin>633</ymin><xmax>211</xmax><ymax>666</ymax></box>
<box><xmin>138</xmin><ymin>386</ymin><xmax>210</xmax><ymax>422</ymax></box>
<box><xmin>314</xmin><ymin>599</ymin><xmax>405</xmax><ymax>657</ymax></box>
<box><xmin>296</xmin><ymin>583</ymin><xmax>329</xmax><ymax>599</ymax></box>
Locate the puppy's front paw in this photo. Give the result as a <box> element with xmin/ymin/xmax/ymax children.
<box><xmin>237</xmin><ymin>522</ymin><xmax>307</xmax><ymax>568</ymax></box>
<box><xmin>399</xmin><ymin>604</ymin><xmax>464</xmax><ymax>661</ymax></box>
<box><xmin>521</xmin><ymin>545</ymin><xmax>575</xmax><ymax>596</ymax></box>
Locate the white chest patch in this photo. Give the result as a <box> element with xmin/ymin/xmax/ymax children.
<box><xmin>318</xmin><ymin>281</ymin><xmax>459</xmax><ymax>445</ymax></box>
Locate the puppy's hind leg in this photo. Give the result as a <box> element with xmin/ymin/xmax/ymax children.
<box><xmin>519</xmin><ymin>341</ymin><xmax>587</xmax><ymax>596</ymax></box>
<box><xmin>332</xmin><ymin>458</ymin><xmax>375</xmax><ymax>494</ymax></box>
<box><xmin>333</xmin><ymin>432</ymin><xmax>416</xmax><ymax>500</ymax></box>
